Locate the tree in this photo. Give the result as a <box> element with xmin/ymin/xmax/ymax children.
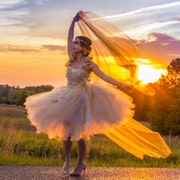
<box><xmin>159</xmin><ymin>58</ymin><xmax>180</xmax><ymax>88</ymax></box>
<box><xmin>147</xmin><ymin>58</ymin><xmax>180</xmax><ymax>135</ymax></box>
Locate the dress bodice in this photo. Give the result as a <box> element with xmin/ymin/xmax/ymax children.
<box><xmin>66</xmin><ymin>66</ymin><xmax>90</xmax><ymax>88</ymax></box>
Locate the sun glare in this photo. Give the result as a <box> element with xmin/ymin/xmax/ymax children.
<box><xmin>137</xmin><ymin>65</ymin><xmax>167</xmax><ymax>84</ymax></box>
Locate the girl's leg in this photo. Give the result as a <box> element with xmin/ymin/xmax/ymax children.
<box><xmin>77</xmin><ymin>138</ymin><xmax>86</xmax><ymax>165</ymax></box>
<box><xmin>62</xmin><ymin>137</ymin><xmax>72</xmax><ymax>173</ymax></box>
<box><xmin>70</xmin><ymin>138</ymin><xmax>86</xmax><ymax>176</ymax></box>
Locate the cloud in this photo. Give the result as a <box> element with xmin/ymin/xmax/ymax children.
<box><xmin>0</xmin><ymin>0</ymin><xmax>25</xmax><ymax>9</ymax></box>
<box><xmin>125</xmin><ymin>19</ymin><xmax>180</xmax><ymax>39</ymax></box>
<box><xmin>103</xmin><ymin>1</ymin><xmax>180</xmax><ymax>19</ymax></box>
<box><xmin>42</xmin><ymin>45</ymin><xmax>66</xmax><ymax>52</ymax></box>
<box><xmin>18</xmin><ymin>1</ymin><xmax>71</xmax><ymax>39</ymax></box>
<box><xmin>102</xmin><ymin>1</ymin><xmax>180</xmax><ymax>40</ymax></box>
<box><xmin>0</xmin><ymin>43</ymin><xmax>67</xmax><ymax>55</ymax></box>
<box><xmin>0</xmin><ymin>0</ymin><xmax>30</xmax><ymax>37</ymax></box>
<box><xmin>0</xmin><ymin>0</ymin><xmax>56</xmax><ymax>39</ymax></box>
<box><xmin>0</xmin><ymin>44</ymin><xmax>40</xmax><ymax>53</ymax></box>
<box><xmin>137</xmin><ymin>33</ymin><xmax>180</xmax><ymax>66</ymax></box>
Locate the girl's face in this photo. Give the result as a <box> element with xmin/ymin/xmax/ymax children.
<box><xmin>72</xmin><ymin>38</ymin><xmax>83</xmax><ymax>54</ymax></box>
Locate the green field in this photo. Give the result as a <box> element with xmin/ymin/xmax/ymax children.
<box><xmin>0</xmin><ymin>104</ymin><xmax>179</xmax><ymax>167</ymax></box>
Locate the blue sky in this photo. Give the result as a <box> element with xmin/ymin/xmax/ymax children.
<box><xmin>1</xmin><ymin>0</ymin><xmax>180</xmax><ymax>43</ymax></box>
<box><xmin>0</xmin><ymin>0</ymin><xmax>180</xmax><ymax>87</ymax></box>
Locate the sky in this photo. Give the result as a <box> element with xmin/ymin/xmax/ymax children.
<box><xmin>0</xmin><ymin>0</ymin><xmax>180</xmax><ymax>87</ymax></box>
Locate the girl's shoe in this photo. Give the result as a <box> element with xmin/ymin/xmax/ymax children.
<box><xmin>69</xmin><ymin>163</ymin><xmax>86</xmax><ymax>176</ymax></box>
<box><xmin>62</xmin><ymin>162</ymin><xmax>70</xmax><ymax>174</ymax></box>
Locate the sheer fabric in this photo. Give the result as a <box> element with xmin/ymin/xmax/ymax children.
<box><xmin>77</xmin><ymin>11</ymin><xmax>171</xmax><ymax>158</ymax></box>
<box><xmin>78</xmin><ymin>11</ymin><xmax>155</xmax><ymax>95</ymax></box>
<box><xmin>104</xmin><ymin>119</ymin><xmax>171</xmax><ymax>159</ymax></box>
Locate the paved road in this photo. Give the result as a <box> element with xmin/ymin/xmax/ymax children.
<box><xmin>0</xmin><ymin>166</ymin><xmax>179</xmax><ymax>180</ymax></box>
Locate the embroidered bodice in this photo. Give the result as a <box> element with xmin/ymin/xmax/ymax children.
<box><xmin>66</xmin><ymin>66</ymin><xmax>90</xmax><ymax>88</ymax></box>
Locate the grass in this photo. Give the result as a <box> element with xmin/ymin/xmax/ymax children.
<box><xmin>0</xmin><ymin>104</ymin><xmax>179</xmax><ymax>167</ymax></box>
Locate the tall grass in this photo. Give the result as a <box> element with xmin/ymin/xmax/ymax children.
<box><xmin>0</xmin><ymin>104</ymin><xmax>179</xmax><ymax>167</ymax></box>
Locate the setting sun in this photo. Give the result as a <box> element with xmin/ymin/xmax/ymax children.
<box><xmin>137</xmin><ymin>65</ymin><xmax>167</xmax><ymax>84</ymax></box>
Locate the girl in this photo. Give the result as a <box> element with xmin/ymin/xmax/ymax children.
<box><xmin>25</xmin><ymin>11</ymin><xmax>170</xmax><ymax>177</ymax></box>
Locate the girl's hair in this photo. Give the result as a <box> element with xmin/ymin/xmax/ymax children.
<box><xmin>76</xmin><ymin>36</ymin><xmax>92</xmax><ymax>56</ymax></box>
<box><xmin>66</xmin><ymin>36</ymin><xmax>92</xmax><ymax>66</ymax></box>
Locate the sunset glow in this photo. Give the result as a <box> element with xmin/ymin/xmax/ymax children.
<box><xmin>0</xmin><ymin>0</ymin><xmax>179</xmax><ymax>87</ymax></box>
<box><xmin>137</xmin><ymin>65</ymin><xmax>167</xmax><ymax>84</ymax></box>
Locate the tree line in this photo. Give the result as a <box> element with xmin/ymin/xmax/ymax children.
<box><xmin>0</xmin><ymin>58</ymin><xmax>179</xmax><ymax>136</ymax></box>
<box><xmin>0</xmin><ymin>85</ymin><xmax>53</xmax><ymax>105</ymax></box>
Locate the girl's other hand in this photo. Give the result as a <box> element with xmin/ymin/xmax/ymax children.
<box><xmin>73</xmin><ymin>12</ymin><xmax>80</xmax><ymax>22</ymax></box>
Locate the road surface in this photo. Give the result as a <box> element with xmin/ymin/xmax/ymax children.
<box><xmin>0</xmin><ymin>166</ymin><xmax>179</xmax><ymax>180</ymax></box>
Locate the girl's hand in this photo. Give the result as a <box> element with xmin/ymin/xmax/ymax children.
<box><xmin>118</xmin><ymin>83</ymin><xmax>134</xmax><ymax>93</ymax></box>
<box><xmin>123</xmin><ymin>84</ymin><xmax>135</xmax><ymax>94</ymax></box>
<box><xmin>73</xmin><ymin>13</ymin><xmax>80</xmax><ymax>22</ymax></box>
<box><xmin>73</xmin><ymin>10</ymin><xmax>85</xmax><ymax>22</ymax></box>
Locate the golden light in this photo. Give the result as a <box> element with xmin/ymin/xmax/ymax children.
<box><xmin>137</xmin><ymin>65</ymin><xmax>167</xmax><ymax>84</ymax></box>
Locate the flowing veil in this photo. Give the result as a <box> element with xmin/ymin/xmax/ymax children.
<box><xmin>77</xmin><ymin>11</ymin><xmax>155</xmax><ymax>96</ymax></box>
<box><xmin>76</xmin><ymin>11</ymin><xmax>171</xmax><ymax>159</ymax></box>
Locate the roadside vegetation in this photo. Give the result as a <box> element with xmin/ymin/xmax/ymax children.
<box><xmin>0</xmin><ymin>104</ymin><xmax>179</xmax><ymax>167</ymax></box>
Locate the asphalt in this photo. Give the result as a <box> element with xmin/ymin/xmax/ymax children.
<box><xmin>0</xmin><ymin>166</ymin><xmax>179</xmax><ymax>180</ymax></box>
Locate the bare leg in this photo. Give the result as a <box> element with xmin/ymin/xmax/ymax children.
<box><xmin>62</xmin><ymin>137</ymin><xmax>72</xmax><ymax>173</ymax></box>
<box><xmin>70</xmin><ymin>138</ymin><xmax>86</xmax><ymax>176</ymax></box>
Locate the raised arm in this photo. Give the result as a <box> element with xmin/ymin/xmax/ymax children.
<box><xmin>90</xmin><ymin>62</ymin><xmax>133</xmax><ymax>92</ymax></box>
<box><xmin>67</xmin><ymin>13</ymin><xmax>81</xmax><ymax>58</ymax></box>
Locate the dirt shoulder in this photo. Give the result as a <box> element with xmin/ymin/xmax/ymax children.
<box><xmin>0</xmin><ymin>166</ymin><xmax>179</xmax><ymax>180</ymax></box>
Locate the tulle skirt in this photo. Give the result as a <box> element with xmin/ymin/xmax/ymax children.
<box><xmin>24</xmin><ymin>82</ymin><xmax>134</xmax><ymax>141</ymax></box>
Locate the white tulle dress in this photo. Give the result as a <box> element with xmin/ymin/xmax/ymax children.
<box><xmin>24</xmin><ymin>66</ymin><xmax>134</xmax><ymax>141</ymax></box>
